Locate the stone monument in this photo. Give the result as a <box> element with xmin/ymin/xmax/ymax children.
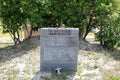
<box><xmin>40</xmin><ymin>28</ymin><xmax>79</xmax><ymax>72</ymax></box>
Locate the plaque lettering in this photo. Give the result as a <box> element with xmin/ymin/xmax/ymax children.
<box><xmin>49</xmin><ymin>30</ymin><xmax>71</xmax><ymax>35</ymax></box>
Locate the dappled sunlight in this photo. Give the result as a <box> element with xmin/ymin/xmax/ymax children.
<box><xmin>0</xmin><ymin>28</ymin><xmax>25</xmax><ymax>48</ymax></box>
<box><xmin>0</xmin><ymin>37</ymin><xmax>40</xmax><ymax>79</ymax></box>
<box><xmin>0</xmin><ymin>29</ymin><xmax>14</xmax><ymax>45</ymax></box>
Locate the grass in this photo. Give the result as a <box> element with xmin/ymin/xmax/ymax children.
<box><xmin>77</xmin><ymin>66</ymin><xmax>82</xmax><ymax>76</ymax></box>
<box><xmin>23</xmin><ymin>64</ymin><xmax>32</xmax><ymax>75</ymax></box>
<box><xmin>0</xmin><ymin>44</ymin><xmax>14</xmax><ymax>49</ymax></box>
<box><xmin>6</xmin><ymin>66</ymin><xmax>19</xmax><ymax>79</ymax></box>
<box><xmin>107</xmin><ymin>76</ymin><xmax>120</xmax><ymax>80</ymax></box>
<box><xmin>8</xmin><ymin>76</ymin><xmax>14</xmax><ymax>80</ymax></box>
<box><xmin>0</xmin><ymin>29</ymin><xmax>14</xmax><ymax>48</ymax></box>
<box><xmin>87</xmin><ymin>51</ymin><xmax>94</xmax><ymax>54</ymax></box>
<box><xmin>78</xmin><ymin>61</ymin><xmax>81</xmax><ymax>65</ymax></box>
<box><xmin>11</xmin><ymin>45</ymin><xmax>17</xmax><ymax>49</ymax></box>
<box><xmin>86</xmin><ymin>32</ymin><xmax>95</xmax><ymax>42</ymax></box>
<box><xmin>0</xmin><ymin>28</ymin><xmax>24</xmax><ymax>38</ymax></box>
<box><xmin>102</xmin><ymin>69</ymin><xmax>120</xmax><ymax>80</ymax></box>
<box><xmin>93</xmin><ymin>53</ymin><xmax>101</xmax><ymax>60</ymax></box>
<box><xmin>41</xmin><ymin>76</ymin><xmax>53</xmax><ymax>80</ymax></box>
<box><xmin>0</xmin><ymin>28</ymin><xmax>25</xmax><ymax>48</ymax></box>
<box><xmin>23</xmin><ymin>67</ymin><xmax>31</xmax><ymax>75</ymax></box>
<box><xmin>82</xmin><ymin>73</ymin><xmax>96</xmax><ymax>77</ymax></box>
<box><xmin>41</xmin><ymin>71</ymin><xmax>73</xmax><ymax>80</ymax></box>
<box><xmin>113</xmin><ymin>54</ymin><xmax>120</xmax><ymax>61</ymax></box>
<box><xmin>93</xmin><ymin>62</ymin><xmax>99</xmax><ymax>69</ymax></box>
<box><xmin>23</xmin><ymin>64</ymin><xmax>38</xmax><ymax>75</ymax></box>
<box><xmin>87</xmin><ymin>32</ymin><xmax>94</xmax><ymax>37</ymax></box>
<box><xmin>115</xmin><ymin>62</ymin><xmax>120</xmax><ymax>71</ymax></box>
<box><xmin>0</xmin><ymin>28</ymin><xmax>10</xmax><ymax>37</ymax></box>
<box><xmin>0</xmin><ymin>33</ymin><xmax>120</xmax><ymax>80</ymax></box>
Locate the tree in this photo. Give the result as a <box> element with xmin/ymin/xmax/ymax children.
<box><xmin>46</xmin><ymin>0</ymin><xmax>120</xmax><ymax>49</ymax></box>
<box><xmin>0</xmin><ymin>0</ymin><xmax>26</xmax><ymax>44</ymax></box>
<box><xmin>0</xmin><ymin>0</ymin><xmax>120</xmax><ymax>49</ymax></box>
<box><xmin>20</xmin><ymin>0</ymin><xmax>47</xmax><ymax>38</ymax></box>
<box><xmin>94</xmin><ymin>0</ymin><xmax>120</xmax><ymax>50</ymax></box>
<box><xmin>42</xmin><ymin>0</ymin><xmax>90</xmax><ymax>37</ymax></box>
<box><xmin>0</xmin><ymin>0</ymin><xmax>46</xmax><ymax>43</ymax></box>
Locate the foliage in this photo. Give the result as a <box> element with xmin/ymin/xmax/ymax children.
<box><xmin>0</xmin><ymin>0</ymin><xmax>46</xmax><ymax>43</ymax></box>
<box><xmin>94</xmin><ymin>0</ymin><xmax>120</xmax><ymax>50</ymax></box>
<box><xmin>0</xmin><ymin>0</ymin><xmax>120</xmax><ymax>49</ymax></box>
<box><xmin>0</xmin><ymin>0</ymin><xmax>26</xmax><ymax>44</ymax></box>
<box><xmin>41</xmin><ymin>0</ymin><xmax>87</xmax><ymax>37</ymax></box>
<box><xmin>42</xmin><ymin>0</ymin><xmax>120</xmax><ymax>42</ymax></box>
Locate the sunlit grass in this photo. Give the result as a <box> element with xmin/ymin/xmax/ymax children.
<box><xmin>88</xmin><ymin>32</ymin><xmax>94</xmax><ymax>36</ymax></box>
<box><xmin>0</xmin><ymin>44</ymin><xmax>14</xmax><ymax>49</ymax></box>
<box><xmin>0</xmin><ymin>29</ymin><xmax>13</xmax><ymax>48</ymax></box>
<box><xmin>0</xmin><ymin>28</ymin><xmax>10</xmax><ymax>37</ymax></box>
<box><xmin>0</xmin><ymin>28</ymin><xmax>24</xmax><ymax>48</ymax></box>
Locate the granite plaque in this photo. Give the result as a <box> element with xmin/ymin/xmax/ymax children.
<box><xmin>40</xmin><ymin>28</ymin><xmax>79</xmax><ymax>72</ymax></box>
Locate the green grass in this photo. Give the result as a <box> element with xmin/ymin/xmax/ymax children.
<box><xmin>93</xmin><ymin>62</ymin><xmax>99</xmax><ymax>69</ymax></box>
<box><xmin>23</xmin><ymin>64</ymin><xmax>38</xmax><ymax>75</ymax></box>
<box><xmin>41</xmin><ymin>71</ymin><xmax>73</xmax><ymax>80</ymax></box>
<box><xmin>78</xmin><ymin>61</ymin><xmax>81</xmax><ymax>65</ymax></box>
<box><xmin>8</xmin><ymin>76</ymin><xmax>14</xmax><ymax>80</ymax></box>
<box><xmin>41</xmin><ymin>76</ymin><xmax>53</xmax><ymax>80</ymax></box>
<box><xmin>77</xmin><ymin>66</ymin><xmax>82</xmax><ymax>76</ymax></box>
<box><xmin>113</xmin><ymin>54</ymin><xmax>120</xmax><ymax>60</ymax></box>
<box><xmin>93</xmin><ymin>53</ymin><xmax>100</xmax><ymax>60</ymax></box>
<box><xmin>11</xmin><ymin>45</ymin><xmax>17</xmax><ymax>49</ymax></box>
<box><xmin>102</xmin><ymin>69</ymin><xmax>120</xmax><ymax>80</ymax></box>
<box><xmin>107</xmin><ymin>76</ymin><xmax>120</xmax><ymax>80</ymax></box>
<box><xmin>23</xmin><ymin>65</ymin><xmax>32</xmax><ymax>75</ymax></box>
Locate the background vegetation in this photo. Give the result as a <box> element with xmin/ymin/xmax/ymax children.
<box><xmin>0</xmin><ymin>0</ymin><xmax>120</xmax><ymax>50</ymax></box>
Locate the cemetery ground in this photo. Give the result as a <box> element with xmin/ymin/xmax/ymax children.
<box><xmin>0</xmin><ymin>33</ymin><xmax>120</xmax><ymax>80</ymax></box>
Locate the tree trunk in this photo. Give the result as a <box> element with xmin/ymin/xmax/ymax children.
<box><xmin>83</xmin><ymin>16</ymin><xmax>92</xmax><ymax>40</ymax></box>
<box><xmin>29</xmin><ymin>28</ymin><xmax>33</xmax><ymax>38</ymax></box>
<box><xmin>100</xmin><ymin>25</ymin><xmax>103</xmax><ymax>45</ymax></box>
<box><xmin>13</xmin><ymin>32</ymin><xmax>17</xmax><ymax>45</ymax></box>
<box><xmin>79</xmin><ymin>28</ymin><xmax>84</xmax><ymax>40</ymax></box>
<box><xmin>28</xmin><ymin>24</ymin><xmax>33</xmax><ymax>39</ymax></box>
<box><xmin>16</xmin><ymin>29</ymin><xmax>21</xmax><ymax>44</ymax></box>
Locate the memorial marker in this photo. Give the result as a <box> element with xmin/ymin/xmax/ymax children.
<box><xmin>40</xmin><ymin>28</ymin><xmax>79</xmax><ymax>72</ymax></box>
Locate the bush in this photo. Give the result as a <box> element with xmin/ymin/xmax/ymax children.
<box><xmin>95</xmin><ymin>28</ymin><xmax>119</xmax><ymax>50</ymax></box>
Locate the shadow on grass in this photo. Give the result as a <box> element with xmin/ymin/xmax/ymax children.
<box><xmin>79</xmin><ymin>40</ymin><xmax>120</xmax><ymax>61</ymax></box>
<box><xmin>0</xmin><ymin>36</ymin><xmax>40</xmax><ymax>63</ymax></box>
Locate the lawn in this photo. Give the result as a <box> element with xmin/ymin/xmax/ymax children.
<box><xmin>0</xmin><ymin>37</ymin><xmax>120</xmax><ymax>80</ymax></box>
<box><xmin>0</xmin><ymin>28</ymin><xmax>14</xmax><ymax>48</ymax></box>
<box><xmin>0</xmin><ymin>27</ymin><xmax>24</xmax><ymax>48</ymax></box>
